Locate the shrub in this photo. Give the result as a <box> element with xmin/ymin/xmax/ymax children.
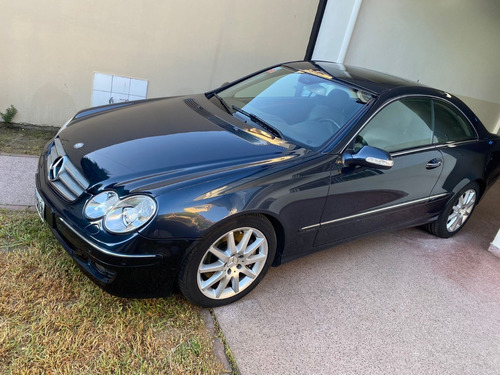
<box><xmin>1</xmin><ymin>105</ymin><xmax>18</xmax><ymax>124</ymax></box>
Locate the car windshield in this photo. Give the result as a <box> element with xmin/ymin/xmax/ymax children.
<box><xmin>214</xmin><ymin>66</ymin><xmax>373</xmax><ymax>149</ymax></box>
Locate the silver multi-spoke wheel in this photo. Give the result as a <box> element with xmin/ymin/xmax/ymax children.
<box><xmin>179</xmin><ymin>215</ymin><xmax>276</xmax><ymax>307</ymax></box>
<box><xmin>426</xmin><ymin>182</ymin><xmax>479</xmax><ymax>238</ymax></box>
<box><xmin>197</xmin><ymin>227</ymin><xmax>268</xmax><ymax>300</ymax></box>
<box><xmin>446</xmin><ymin>189</ymin><xmax>476</xmax><ymax>232</ymax></box>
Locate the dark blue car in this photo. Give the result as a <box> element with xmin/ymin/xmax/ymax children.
<box><xmin>36</xmin><ymin>61</ymin><xmax>500</xmax><ymax>306</ymax></box>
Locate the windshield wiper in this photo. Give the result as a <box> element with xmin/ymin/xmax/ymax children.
<box><xmin>231</xmin><ymin>105</ymin><xmax>282</xmax><ymax>139</ymax></box>
<box><xmin>212</xmin><ymin>93</ymin><xmax>232</xmax><ymax>114</ymax></box>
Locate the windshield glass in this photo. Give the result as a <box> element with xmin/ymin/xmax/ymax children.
<box><xmin>215</xmin><ymin>66</ymin><xmax>373</xmax><ymax>149</ymax></box>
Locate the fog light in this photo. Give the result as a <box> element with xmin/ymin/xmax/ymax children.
<box><xmin>94</xmin><ymin>262</ymin><xmax>110</xmax><ymax>276</ymax></box>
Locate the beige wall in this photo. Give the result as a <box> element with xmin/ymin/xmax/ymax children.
<box><xmin>0</xmin><ymin>0</ymin><xmax>318</xmax><ymax>126</ymax></box>
<box><xmin>344</xmin><ymin>0</ymin><xmax>500</xmax><ymax>133</ymax></box>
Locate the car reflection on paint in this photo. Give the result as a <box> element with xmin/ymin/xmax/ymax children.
<box><xmin>35</xmin><ymin>61</ymin><xmax>500</xmax><ymax>307</ymax></box>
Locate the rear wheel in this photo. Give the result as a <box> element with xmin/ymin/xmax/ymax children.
<box><xmin>426</xmin><ymin>182</ymin><xmax>479</xmax><ymax>238</ymax></box>
<box><xmin>178</xmin><ymin>215</ymin><xmax>276</xmax><ymax>307</ymax></box>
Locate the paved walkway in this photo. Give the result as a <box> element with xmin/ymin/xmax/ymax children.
<box><xmin>0</xmin><ymin>154</ymin><xmax>38</xmax><ymax>209</ymax></box>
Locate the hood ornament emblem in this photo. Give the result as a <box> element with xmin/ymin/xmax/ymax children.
<box><xmin>48</xmin><ymin>156</ymin><xmax>66</xmax><ymax>181</ymax></box>
<box><xmin>73</xmin><ymin>142</ymin><xmax>84</xmax><ymax>149</ymax></box>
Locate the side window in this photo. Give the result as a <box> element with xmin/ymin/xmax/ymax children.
<box><xmin>433</xmin><ymin>101</ymin><xmax>476</xmax><ymax>143</ymax></box>
<box><xmin>356</xmin><ymin>98</ymin><xmax>433</xmax><ymax>153</ymax></box>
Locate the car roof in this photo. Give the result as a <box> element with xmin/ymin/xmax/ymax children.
<box><xmin>285</xmin><ymin>60</ymin><xmax>425</xmax><ymax>94</ymax></box>
<box><xmin>282</xmin><ymin>60</ymin><xmax>493</xmax><ymax>138</ymax></box>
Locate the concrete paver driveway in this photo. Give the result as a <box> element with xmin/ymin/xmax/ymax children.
<box><xmin>214</xmin><ymin>182</ymin><xmax>500</xmax><ymax>374</ymax></box>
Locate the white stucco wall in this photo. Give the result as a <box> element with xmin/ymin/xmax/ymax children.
<box><xmin>343</xmin><ymin>0</ymin><xmax>500</xmax><ymax>133</ymax></box>
<box><xmin>0</xmin><ymin>0</ymin><xmax>318</xmax><ymax>126</ymax></box>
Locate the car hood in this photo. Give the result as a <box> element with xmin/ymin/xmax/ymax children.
<box><xmin>58</xmin><ymin>95</ymin><xmax>297</xmax><ymax>191</ymax></box>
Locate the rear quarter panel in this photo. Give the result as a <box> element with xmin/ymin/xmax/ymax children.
<box><xmin>431</xmin><ymin>139</ymin><xmax>499</xmax><ymax>199</ymax></box>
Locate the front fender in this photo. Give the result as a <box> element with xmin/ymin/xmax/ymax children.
<box><xmin>139</xmin><ymin>153</ymin><xmax>333</xmax><ymax>244</ymax></box>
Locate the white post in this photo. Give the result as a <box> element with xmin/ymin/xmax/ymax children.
<box><xmin>312</xmin><ymin>0</ymin><xmax>363</xmax><ymax>63</ymax></box>
<box><xmin>489</xmin><ymin>229</ymin><xmax>500</xmax><ymax>258</ymax></box>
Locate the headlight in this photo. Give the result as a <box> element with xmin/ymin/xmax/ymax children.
<box><xmin>84</xmin><ymin>191</ymin><xmax>119</xmax><ymax>219</ymax></box>
<box><xmin>103</xmin><ymin>195</ymin><xmax>157</xmax><ymax>234</ymax></box>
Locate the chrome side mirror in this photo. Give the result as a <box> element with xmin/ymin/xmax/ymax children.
<box><xmin>343</xmin><ymin>146</ymin><xmax>394</xmax><ymax>170</ymax></box>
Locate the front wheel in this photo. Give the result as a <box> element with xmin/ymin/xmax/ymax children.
<box><xmin>426</xmin><ymin>182</ymin><xmax>479</xmax><ymax>238</ymax></box>
<box><xmin>178</xmin><ymin>215</ymin><xmax>276</xmax><ymax>307</ymax></box>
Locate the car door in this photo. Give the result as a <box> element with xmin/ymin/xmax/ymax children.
<box><xmin>315</xmin><ymin>97</ymin><xmax>445</xmax><ymax>246</ymax></box>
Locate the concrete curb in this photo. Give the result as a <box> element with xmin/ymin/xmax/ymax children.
<box><xmin>0</xmin><ymin>152</ymin><xmax>40</xmax><ymax>158</ymax></box>
<box><xmin>200</xmin><ymin>309</ymin><xmax>233</xmax><ymax>374</ymax></box>
<box><xmin>0</xmin><ymin>204</ymin><xmax>36</xmax><ymax>211</ymax></box>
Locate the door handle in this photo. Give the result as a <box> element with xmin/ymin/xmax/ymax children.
<box><xmin>426</xmin><ymin>158</ymin><xmax>442</xmax><ymax>169</ymax></box>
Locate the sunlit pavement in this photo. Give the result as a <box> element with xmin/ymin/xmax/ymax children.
<box><xmin>214</xmin><ymin>182</ymin><xmax>500</xmax><ymax>375</ymax></box>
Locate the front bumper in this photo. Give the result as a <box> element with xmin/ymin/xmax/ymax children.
<box><xmin>35</xmin><ymin>153</ymin><xmax>195</xmax><ymax>298</ymax></box>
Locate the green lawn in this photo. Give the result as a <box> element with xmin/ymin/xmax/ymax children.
<box><xmin>0</xmin><ymin>210</ymin><xmax>227</xmax><ymax>374</ymax></box>
<box><xmin>0</xmin><ymin>123</ymin><xmax>57</xmax><ymax>155</ymax></box>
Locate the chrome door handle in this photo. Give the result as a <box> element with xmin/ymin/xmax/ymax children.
<box><xmin>426</xmin><ymin>159</ymin><xmax>442</xmax><ymax>169</ymax></box>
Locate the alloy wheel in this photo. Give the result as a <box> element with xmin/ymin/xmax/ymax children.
<box><xmin>197</xmin><ymin>227</ymin><xmax>268</xmax><ymax>300</ymax></box>
<box><xmin>446</xmin><ymin>189</ymin><xmax>476</xmax><ymax>232</ymax></box>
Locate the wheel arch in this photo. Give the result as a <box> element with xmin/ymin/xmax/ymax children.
<box><xmin>448</xmin><ymin>177</ymin><xmax>485</xmax><ymax>201</ymax></box>
<box><xmin>260</xmin><ymin>213</ymin><xmax>286</xmax><ymax>267</ymax></box>
<box><xmin>194</xmin><ymin>210</ymin><xmax>287</xmax><ymax>266</ymax></box>
<box><xmin>475</xmin><ymin>178</ymin><xmax>486</xmax><ymax>201</ymax></box>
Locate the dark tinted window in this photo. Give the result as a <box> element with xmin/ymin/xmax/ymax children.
<box><xmin>356</xmin><ymin>98</ymin><xmax>433</xmax><ymax>153</ymax></box>
<box><xmin>433</xmin><ymin>101</ymin><xmax>476</xmax><ymax>143</ymax></box>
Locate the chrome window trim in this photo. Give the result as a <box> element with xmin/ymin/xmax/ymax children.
<box><xmin>58</xmin><ymin>217</ymin><xmax>158</xmax><ymax>259</ymax></box>
<box><xmin>340</xmin><ymin>94</ymin><xmax>479</xmax><ymax>154</ymax></box>
<box><xmin>390</xmin><ymin>145</ymin><xmax>439</xmax><ymax>157</ymax></box>
<box><xmin>300</xmin><ymin>192</ymin><xmax>448</xmax><ymax>231</ymax></box>
<box><xmin>391</xmin><ymin>139</ymin><xmax>479</xmax><ymax>157</ymax></box>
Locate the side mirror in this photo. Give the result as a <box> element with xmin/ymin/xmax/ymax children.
<box><xmin>342</xmin><ymin>146</ymin><xmax>394</xmax><ymax>170</ymax></box>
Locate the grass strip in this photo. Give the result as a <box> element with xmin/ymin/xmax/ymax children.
<box><xmin>0</xmin><ymin>210</ymin><xmax>225</xmax><ymax>374</ymax></box>
<box><xmin>0</xmin><ymin>123</ymin><xmax>58</xmax><ymax>155</ymax></box>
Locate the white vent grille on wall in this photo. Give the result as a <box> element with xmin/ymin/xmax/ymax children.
<box><xmin>92</xmin><ymin>73</ymin><xmax>148</xmax><ymax>107</ymax></box>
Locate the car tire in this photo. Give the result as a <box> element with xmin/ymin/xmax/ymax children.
<box><xmin>426</xmin><ymin>182</ymin><xmax>480</xmax><ymax>238</ymax></box>
<box><xmin>178</xmin><ymin>215</ymin><xmax>276</xmax><ymax>307</ymax></box>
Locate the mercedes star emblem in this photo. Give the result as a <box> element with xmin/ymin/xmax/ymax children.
<box><xmin>48</xmin><ymin>156</ymin><xmax>65</xmax><ymax>181</ymax></box>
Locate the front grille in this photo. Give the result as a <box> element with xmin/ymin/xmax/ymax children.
<box><xmin>47</xmin><ymin>137</ymin><xmax>89</xmax><ymax>201</ymax></box>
